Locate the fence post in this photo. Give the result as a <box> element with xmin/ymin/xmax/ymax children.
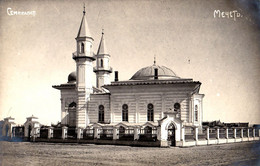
<box><xmin>194</xmin><ymin>127</ymin><xmax>198</xmax><ymax>143</ymax></box>
<box><xmin>32</xmin><ymin>127</ymin><xmax>36</xmax><ymax>142</ymax></box>
<box><xmin>48</xmin><ymin>127</ymin><xmax>53</xmax><ymax>139</ymax></box>
<box><xmin>113</xmin><ymin>127</ymin><xmax>119</xmax><ymax>140</ymax></box>
<box><xmin>11</xmin><ymin>127</ymin><xmax>15</xmax><ymax>139</ymax></box>
<box><xmin>206</xmin><ymin>127</ymin><xmax>209</xmax><ymax>140</ymax></box>
<box><xmin>241</xmin><ymin>128</ymin><xmax>243</xmax><ymax>138</ymax></box>
<box><xmin>62</xmin><ymin>126</ymin><xmax>68</xmax><ymax>140</ymax></box>
<box><xmin>216</xmin><ymin>127</ymin><xmax>219</xmax><ymax>139</ymax></box>
<box><xmin>134</xmin><ymin>127</ymin><xmax>140</xmax><ymax>140</ymax></box>
<box><xmin>94</xmin><ymin>127</ymin><xmax>100</xmax><ymax>139</ymax></box>
<box><xmin>225</xmin><ymin>128</ymin><xmax>228</xmax><ymax>139</ymax></box>
<box><xmin>253</xmin><ymin>128</ymin><xmax>255</xmax><ymax>137</ymax></box>
<box><xmin>247</xmin><ymin>128</ymin><xmax>250</xmax><ymax>138</ymax></box>
<box><xmin>77</xmin><ymin>128</ymin><xmax>83</xmax><ymax>140</ymax></box>
<box><xmin>233</xmin><ymin>128</ymin><xmax>236</xmax><ymax>139</ymax></box>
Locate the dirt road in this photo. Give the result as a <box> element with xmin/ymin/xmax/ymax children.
<box><xmin>0</xmin><ymin>141</ymin><xmax>259</xmax><ymax>166</ymax></box>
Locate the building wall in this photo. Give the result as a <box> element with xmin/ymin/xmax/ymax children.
<box><xmin>60</xmin><ymin>88</ymin><xmax>77</xmax><ymax>125</ymax></box>
<box><xmin>88</xmin><ymin>94</ymin><xmax>110</xmax><ymax>123</ymax></box>
<box><xmin>107</xmin><ymin>84</ymin><xmax>200</xmax><ymax>125</ymax></box>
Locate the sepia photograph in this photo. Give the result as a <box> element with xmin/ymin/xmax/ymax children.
<box><xmin>0</xmin><ymin>0</ymin><xmax>260</xmax><ymax>165</ymax></box>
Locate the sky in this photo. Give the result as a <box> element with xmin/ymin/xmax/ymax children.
<box><xmin>0</xmin><ymin>0</ymin><xmax>259</xmax><ymax>125</ymax></box>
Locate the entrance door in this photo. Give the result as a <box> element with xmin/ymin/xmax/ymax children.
<box><xmin>28</xmin><ymin>125</ymin><xmax>32</xmax><ymax>141</ymax></box>
<box><xmin>167</xmin><ymin>123</ymin><xmax>176</xmax><ymax>146</ymax></box>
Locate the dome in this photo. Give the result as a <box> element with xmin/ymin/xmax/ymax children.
<box><xmin>130</xmin><ymin>65</ymin><xmax>180</xmax><ymax>80</ymax></box>
<box><xmin>68</xmin><ymin>71</ymin><xmax>76</xmax><ymax>83</ymax></box>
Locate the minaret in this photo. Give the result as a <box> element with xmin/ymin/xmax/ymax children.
<box><xmin>94</xmin><ymin>30</ymin><xmax>112</xmax><ymax>89</ymax></box>
<box><xmin>72</xmin><ymin>6</ymin><xmax>95</xmax><ymax>128</ymax></box>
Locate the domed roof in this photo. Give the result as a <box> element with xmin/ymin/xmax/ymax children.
<box><xmin>130</xmin><ymin>64</ymin><xmax>180</xmax><ymax>80</ymax></box>
<box><xmin>68</xmin><ymin>71</ymin><xmax>76</xmax><ymax>83</ymax></box>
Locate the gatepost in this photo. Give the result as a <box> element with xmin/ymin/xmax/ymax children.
<box><xmin>77</xmin><ymin>128</ymin><xmax>83</xmax><ymax>140</ymax></box>
<box><xmin>216</xmin><ymin>127</ymin><xmax>219</xmax><ymax>144</ymax></box>
<box><xmin>48</xmin><ymin>127</ymin><xmax>53</xmax><ymax>139</ymax></box>
<box><xmin>233</xmin><ymin>128</ymin><xmax>236</xmax><ymax>139</ymax></box>
<box><xmin>62</xmin><ymin>126</ymin><xmax>68</xmax><ymax>140</ymax></box>
<box><xmin>113</xmin><ymin>127</ymin><xmax>119</xmax><ymax>140</ymax></box>
<box><xmin>181</xmin><ymin>127</ymin><xmax>185</xmax><ymax>142</ymax></box>
<box><xmin>247</xmin><ymin>128</ymin><xmax>250</xmax><ymax>139</ymax></box>
<box><xmin>94</xmin><ymin>127</ymin><xmax>100</xmax><ymax>139</ymax></box>
<box><xmin>225</xmin><ymin>128</ymin><xmax>228</xmax><ymax>139</ymax></box>
<box><xmin>206</xmin><ymin>127</ymin><xmax>209</xmax><ymax>144</ymax></box>
<box><xmin>134</xmin><ymin>127</ymin><xmax>140</xmax><ymax>140</ymax></box>
<box><xmin>194</xmin><ymin>126</ymin><xmax>198</xmax><ymax>145</ymax></box>
<box><xmin>241</xmin><ymin>128</ymin><xmax>243</xmax><ymax>138</ymax></box>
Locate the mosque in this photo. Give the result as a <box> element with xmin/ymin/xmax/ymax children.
<box><xmin>2</xmin><ymin>8</ymin><xmax>259</xmax><ymax>147</ymax></box>
<box><xmin>51</xmin><ymin>8</ymin><xmax>204</xmax><ymax>146</ymax></box>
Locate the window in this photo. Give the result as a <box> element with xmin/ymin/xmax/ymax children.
<box><xmin>81</xmin><ymin>43</ymin><xmax>84</xmax><ymax>53</ymax></box>
<box><xmin>100</xmin><ymin>59</ymin><xmax>103</xmax><ymax>68</ymax></box>
<box><xmin>147</xmin><ymin>103</ymin><xmax>154</xmax><ymax>121</ymax></box>
<box><xmin>174</xmin><ymin>103</ymin><xmax>180</xmax><ymax>112</ymax></box>
<box><xmin>98</xmin><ymin>105</ymin><xmax>104</xmax><ymax>123</ymax></box>
<box><xmin>195</xmin><ymin>105</ymin><xmax>198</xmax><ymax>121</ymax></box>
<box><xmin>122</xmin><ymin>104</ymin><xmax>128</xmax><ymax>121</ymax></box>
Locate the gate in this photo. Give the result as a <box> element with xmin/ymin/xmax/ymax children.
<box><xmin>167</xmin><ymin>123</ymin><xmax>176</xmax><ymax>146</ymax></box>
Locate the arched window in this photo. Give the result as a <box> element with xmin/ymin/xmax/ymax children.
<box><xmin>81</xmin><ymin>43</ymin><xmax>84</xmax><ymax>53</ymax></box>
<box><xmin>98</xmin><ymin>105</ymin><xmax>105</xmax><ymax>123</ymax></box>
<box><xmin>69</xmin><ymin>102</ymin><xmax>76</xmax><ymax>108</ymax></box>
<box><xmin>147</xmin><ymin>103</ymin><xmax>154</xmax><ymax>121</ymax></box>
<box><xmin>195</xmin><ymin>105</ymin><xmax>198</xmax><ymax>121</ymax></box>
<box><xmin>122</xmin><ymin>104</ymin><xmax>128</xmax><ymax>121</ymax></box>
<box><xmin>100</xmin><ymin>59</ymin><xmax>103</xmax><ymax>68</ymax></box>
<box><xmin>174</xmin><ymin>103</ymin><xmax>181</xmax><ymax>112</ymax></box>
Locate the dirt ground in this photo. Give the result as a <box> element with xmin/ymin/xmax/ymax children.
<box><xmin>0</xmin><ymin>141</ymin><xmax>259</xmax><ymax>166</ymax></box>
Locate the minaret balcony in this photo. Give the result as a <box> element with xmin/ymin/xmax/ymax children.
<box><xmin>72</xmin><ymin>51</ymin><xmax>95</xmax><ymax>60</ymax></box>
<box><xmin>93</xmin><ymin>66</ymin><xmax>113</xmax><ymax>73</ymax></box>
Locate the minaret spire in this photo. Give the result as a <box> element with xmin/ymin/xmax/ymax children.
<box><xmin>94</xmin><ymin>29</ymin><xmax>112</xmax><ymax>89</ymax></box>
<box><xmin>76</xmin><ymin>4</ymin><xmax>92</xmax><ymax>39</ymax></box>
<box><xmin>154</xmin><ymin>55</ymin><xmax>156</xmax><ymax>65</ymax></box>
<box><xmin>83</xmin><ymin>3</ymin><xmax>86</xmax><ymax>15</ymax></box>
